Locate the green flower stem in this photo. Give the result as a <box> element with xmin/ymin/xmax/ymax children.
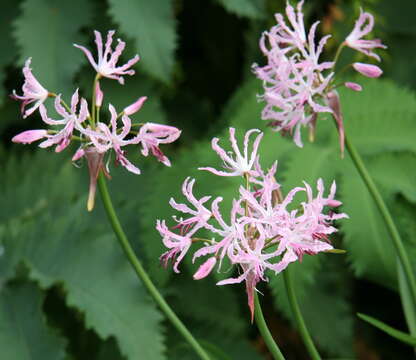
<box><xmin>97</xmin><ymin>174</ymin><xmax>211</xmax><ymax>360</ymax></box>
<box><xmin>283</xmin><ymin>269</ymin><xmax>321</xmax><ymax>360</ymax></box>
<box><xmin>254</xmin><ymin>292</ymin><xmax>286</xmax><ymax>360</ymax></box>
<box><xmin>345</xmin><ymin>134</ymin><xmax>416</xmax><ymax>319</ymax></box>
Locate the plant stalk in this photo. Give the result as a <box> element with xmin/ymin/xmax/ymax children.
<box><xmin>97</xmin><ymin>175</ymin><xmax>211</xmax><ymax>360</ymax></box>
<box><xmin>283</xmin><ymin>269</ymin><xmax>321</xmax><ymax>360</ymax></box>
<box><xmin>254</xmin><ymin>292</ymin><xmax>286</xmax><ymax>360</ymax></box>
<box><xmin>344</xmin><ymin>134</ymin><xmax>416</xmax><ymax>312</ymax></box>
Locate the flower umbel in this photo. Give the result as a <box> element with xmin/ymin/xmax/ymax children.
<box><xmin>253</xmin><ymin>1</ymin><xmax>386</xmax><ymax>153</ymax></box>
<box><xmin>157</xmin><ymin>129</ymin><xmax>347</xmax><ymax>319</ymax></box>
<box><xmin>12</xmin><ymin>30</ymin><xmax>181</xmax><ymax>211</ymax></box>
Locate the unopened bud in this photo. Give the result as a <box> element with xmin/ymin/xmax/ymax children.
<box><xmin>123</xmin><ymin>96</ymin><xmax>147</xmax><ymax>116</ymax></box>
<box><xmin>353</xmin><ymin>62</ymin><xmax>383</xmax><ymax>78</ymax></box>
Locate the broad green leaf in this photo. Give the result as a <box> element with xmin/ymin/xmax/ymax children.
<box><xmin>4</xmin><ymin>203</ymin><xmax>165</xmax><ymax>360</ymax></box>
<box><xmin>338</xmin><ymin>79</ymin><xmax>416</xmax><ymax>155</ymax></box>
<box><xmin>14</xmin><ymin>0</ymin><xmax>93</xmax><ymax>96</ymax></box>
<box><xmin>366</xmin><ymin>152</ymin><xmax>416</xmax><ymax>203</ymax></box>
<box><xmin>340</xmin><ymin>159</ymin><xmax>397</xmax><ymax>289</ymax></box>
<box><xmin>108</xmin><ymin>0</ymin><xmax>177</xmax><ymax>83</ymax></box>
<box><xmin>357</xmin><ymin>312</ymin><xmax>416</xmax><ymax>346</ymax></box>
<box><xmin>0</xmin><ymin>151</ymin><xmax>166</xmax><ymax>360</ymax></box>
<box><xmin>0</xmin><ymin>281</ymin><xmax>66</xmax><ymax>360</ymax></box>
<box><xmin>216</xmin><ymin>0</ymin><xmax>266</xmax><ymax>19</ymax></box>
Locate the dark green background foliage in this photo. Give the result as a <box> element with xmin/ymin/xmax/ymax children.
<box><xmin>1</xmin><ymin>0</ymin><xmax>416</xmax><ymax>359</ymax></box>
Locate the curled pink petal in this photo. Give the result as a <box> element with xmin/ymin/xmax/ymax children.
<box><xmin>353</xmin><ymin>62</ymin><xmax>383</xmax><ymax>78</ymax></box>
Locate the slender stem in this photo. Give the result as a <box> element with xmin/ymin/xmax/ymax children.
<box><xmin>283</xmin><ymin>269</ymin><xmax>321</xmax><ymax>360</ymax></box>
<box><xmin>254</xmin><ymin>292</ymin><xmax>285</xmax><ymax>360</ymax></box>
<box><xmin>97</xmin><ymin>175</ymin><xmax>211</xmax><ymax>360</ymax></box>
<box><xmin>345</xmin><ymin>134</ymin><xmax>416</xmax><ymax>309</ymax></box>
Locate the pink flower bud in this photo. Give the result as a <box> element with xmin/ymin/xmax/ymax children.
<box><xmin>12</xmin><ymin>129</ymin><xmax>47</xmax><ymax>144</ymax></box>
<box><xmin>193</xmin><ymin>257</ymin><xmax>217</xmax><ymax>280</ymax></box>
<box><xmin>345</xmin><ymin>82</ymin><xmax>362</xmax><ymax>92</ymax></box>
<box><xmin>72</xmin><ymin>148</ymin><xmax>85</xmax><ymax>161</ymax></box>
<box><xmin>123</xmin><ymin>96</ymin><xmax>147</xmax><ymax>116</ymax></box>
<box><xmin>95</xmin><ymin>81</ymin><xmax>103</xmax><ymax>107</ymax></box>
<box><xmin>352</xmin><ymin>62</ymin><xmax>383</xmax><ymax>78</ymax></box>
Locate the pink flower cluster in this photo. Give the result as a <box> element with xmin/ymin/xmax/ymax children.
<box><xmin>12</xmin><ymin>30</ymin><xmax>181</xmax><ymax>211</ymax></box>
<box><xmin>253</xmin><ymin>1</ymin><xmax>386</xmax><ymax>151</ymax></box>
<box><xmin>157</xmin><ymin>128</ymin><xmax>347</xmax><ymax>319</ymax></box>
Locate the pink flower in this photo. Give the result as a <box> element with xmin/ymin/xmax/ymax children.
<box><xmin>253</xmin><ymin>1</ymin><xmax>334</xmax><ymax>147</ymax></box>
<box><xmin>199</xmin><ymin>128</ymin><xmax>263</xmax><ymax>177</ymax></box>
<box><xmin>345</xmin><ymin>82</ymin><xmax>362</xmax><ymax>91</ymax></box>
<box><xmin>345</xmin><ymin>9</ymin><xmax>387</xmax><ymax>61</ymax></box>
<box><xmin>352</xmin><ymin>62</ymin><xmax>383</xmax><ymax>78</ymax></box>
<box><xmin>135</xmin><ymin>123</ymin><xmax>181</xmax><ymax>166</ymax></box>
<box><xmin>38</xmin><ymin>89</ymin><xmax>89</xmax><ymax>152</ymax></box>
<box><xmin>12</xmin><ymin>58</ymin><xmax>49</xmax><ymax>118</ymax></box>
<box><xmin>273</xmin><ymin>179</ymin><xmax>347</xmax><ymax>272</ymax></box>
<box><xmin>169</xmin><ymin>177</ymin><xmax>213</xmax><ymax>235</ymax></box>
<box><xmin>123</xmin><ymin>96</ymin><xmax>147</xmax><ymax>116</ymax></box>
<box><xmin>12</xmin><ymin>129</ymin><xmax>48</xmax><ymax>144</ymax></box>
<box><xmin>74</xmin><ymin>30</ymin><xmax>139</xmax><ymax>84</ymax></box>
<box><xmin>82</xmin><ymin>104</ymin><xmax>141</xmax><ymax>174</ymax></box>
<box><xmin>156</xmin><ymin>220</ymin><xmax>192</xmax><ymax>273</ymax></box>
<box><xmin>193</xmin><ymin>257</ymin><xmax>217</xmax><ymax>280</ymax></box>
<box><xmin>325</xmin><ymin>90</ymin><xmax>345</xmax><ymax>156</ymax></box>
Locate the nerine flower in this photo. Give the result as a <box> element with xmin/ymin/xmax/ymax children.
<box><xmin>199</xmin><ymin>127</ymin><xmax>263</xmax><ymax>177</ymax></box>
<box><xmin>157</xmin><ymin>128</ymin><xmax>347</xmax><ymax>319</ymax></box>
<box><xmin>254</xmin><ymin>1</ymin><xmax>386</xmax><ymax>152</ymax></box>
<box><xmin>82</xmin><ymin>104</ymin><xmax>142</xmax><ymax>174</ymax></box>
<box><xmin>74</xmin><ymin>30</ymin><xmax>140</xmax><ymax>84</ymax></box>
<box><xmin>345</xmin><ymin>9</ymin><xmax>387</xmax><ymax>61</ymax></box>
<box><xmin>11</xmin><ymin>58</ymin><xmax>49</xmax><ymax>118</ymax></box>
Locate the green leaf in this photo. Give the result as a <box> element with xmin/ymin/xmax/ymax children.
<box><xmin>14</xmin><ymin>0</ymin><xmax>93</xmax><ymax>96</ymax></box>
<box><xmin>357</xmin><ymin>312</ymin><xmax>416</xmax><ymax>346</ymax></box>
<box><xmin>0</xmin><ymin>151</ymin><xmax>166</xmax><ymax>360</ymax></box>
<box><xmin>337</xmin><ymin>79</ymin><xmax>416</xmax><ymax>155</ymax></box>
<box><xmin>0</xmin><ymin>281</ymin><xmax>66</xmax><ymax>360</ymax></box>
<box><xmin>216</xmin><ymin>0</ymin><xmax>266</xmax><ymax>19</ymax></box>
<box><xmin>108</xmin><ymin>0</ymin><xmax>177</xmax><ymax>83</ymax></box>
<box><xmin>366</xmin><ymin>152</ymin><xmax>416</xmax><ymax>203</ymax></box>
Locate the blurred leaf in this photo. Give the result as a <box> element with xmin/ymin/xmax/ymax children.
<box><xmin>14</xmin><ymin>0</ymin><xmax>93</xmax><ymax>96</ymax></box>
<box><xmin>0</xmin><ymin>281</ymin><xmax>66</xmax><ymax>360</ymax></box>
<box><xmin>358</xmin><ymin>312</ymin><xmax>416</xmax><ymax>346</ymax></box>
<box><xmin>108</xmin><ymin>0</ymin><xmax>177</xmax><ymax>83</ymax></box>
<box><xmin>216</xmin><ymin>0</ymin><xmax>266</xmax><ymax>19</ymax></box>
<box><xmin>368</xmin><ymin>152</ymin><xmax>416</xmax><ymax>203</ymax></box>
